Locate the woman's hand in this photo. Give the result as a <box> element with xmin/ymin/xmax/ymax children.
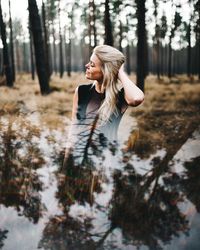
<box><xmin>118</xmin><ymin>64</ymin><xmax>144</xmax><ymax>107</ymax></box>
<box><xmin>118</xmin><ymin>63</ymin><xmax>125</xmax><ymax>81</ymax></box>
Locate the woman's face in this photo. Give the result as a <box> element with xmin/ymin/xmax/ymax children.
<box><xmin>85</xmin><ymin>53</ymin><xmax>103</xmax><ymax>83</ymax></box>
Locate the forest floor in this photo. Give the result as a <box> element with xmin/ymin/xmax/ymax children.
<box><xmin>0</xmin><ymin>73</ymin><xmax>200</xmax><ymax>160</ymax></box>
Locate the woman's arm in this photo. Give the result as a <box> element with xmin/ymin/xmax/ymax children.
<box><xmin>118</xmin><ymin>65</ymin><xmax>144</xmax><ymax>107</ymax></box>
<box><xmin>64</xmin><ymin>87</ymin><xmax>79</xmax><ymax>161</ymax></box>
<box><xmin>71</xmin><ymin>86</ymin><xmax>79</xmax><ymax>120</ymax></box>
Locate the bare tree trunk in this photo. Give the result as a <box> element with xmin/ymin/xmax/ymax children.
<box><xmin>155</xmin><ymin>32</ymin><xmax>160</xmax><ymax>79</ymax></box>
<box><xmin>8</xmin><ymin>0</ymin><xmax>15</xmax><ymax>82</ymax></box>
<box><xmin>104</xmin><ymin>0</ymin><xmax>113</xmax><ymax>46</ymax></box>
<box><xmin>58</xmin><ymin>0</ymin><xmax>64</xmax><ymax>78</ymax></box>
<box><xmin>52</xmin><ymin>24</ymin><xmax>57</xmax><ymax>74</ymax></box>
<box><xmin>88</xmin><ymin>0</ymin><xmax>97</xmax><ymax>54</ymax></box>
<box><xmin>136</xmin><ymin>0</ymin><xmax>147</xmax><ymax>92</ymax></box>
<box><xmin>23</xmin><ymin>38</ymin><xmax>28</xmax><ymax>72</ymax></box>
<box><xmin>160</xmin><ymin>44</ymin><xmax>164</xmax><ymax>76</ymax></box>
<box><xmin>42</xmin><ymin>0</ymin><xmax>51</xmax><ymax>80</ymax></box>
<box><xmin>168</xmin><ymin>36</ymin><xmax>172</xmax><ymax>78</ymax></box>
<box><xmin>126</xmin><ymin>43</ymin><xmax>131</xmax><ymax>75</ymax></box>
<box><xmin>187</xmin><ymin>22</ymin><xmax>191</xmax><ymax>77</ymax></box>
<box><xmin>64</xmin><ymin>26</ymin><xmax>72</xmax><ymax>77</ymax></box>
<box><xmin>119</xmin><ymin>20</ymin><xmax>123</xmax><ymax>52</ymax></box>
<box><xmin>28</xmin><ymin>0</ymin><xmax>50</xmax><ymax>94</ymax></box>
<box><xmin>0</xmin><ymin>2</ymin><xmax>13</xmax><ymax>87</ymax></box>
<box><xmin>29</xmin><ymin>20</ymin><xmax>35</xmax><ymax>80</ymax></box>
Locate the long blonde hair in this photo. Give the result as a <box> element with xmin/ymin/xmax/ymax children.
<box><xmin>93</xmin><ymin>45</ymin><xmax>125</xmax><ymax>124</ymax></box>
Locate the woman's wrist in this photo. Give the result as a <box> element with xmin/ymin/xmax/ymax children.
<box><xmin>118</xmin><ymin>68</ymin><xmax>126</xmax><ymax>82</ymax></box>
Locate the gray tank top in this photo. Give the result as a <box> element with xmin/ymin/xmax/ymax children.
<box><xmin>76</xmin><ymin>83</ymin><xmax>127</xmax><ymax>142</ymax></box>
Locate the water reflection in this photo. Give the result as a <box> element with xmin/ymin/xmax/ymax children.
<box><xmin>0</xmin><ymin>118</ymin><xmax>44</xmax><ymax>223</ymax></box>
<box><xmin>0</xmin><ymin>114</ymin><xmax>200</xmax><ymax>250</ymax></box>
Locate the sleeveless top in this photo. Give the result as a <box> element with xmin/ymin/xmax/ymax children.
<box><xmin>76</xmin><ymin>83</ymin><xmax>128</xmax><ymax>142</ymax></box>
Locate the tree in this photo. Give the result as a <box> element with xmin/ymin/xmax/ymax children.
<box><xmin>8</xmin><ymin>0</ymin><xmax>15</xmax><ymax>82</ymax></box>
<box><xmin>194</xmin><ymin>0</ymin><xmax>200</xmax><ymax>79</ymax></box>
<box><xmin>104</xmin><ymin>0</ymin><xmax>113</xmax><ymax>46</ymax></box>
<box><xmin>28</xmin><ymin>0</ymin><xmax>50</xmax><ymax>95</ymax></box>
<box><xmin>42</xmin><ymin>0</ymin><xmax>51</xmax><ymax>80</ymax></box>
<box><xmin>46</xmin><ymin>0</ymin><xmax>58</xmax><ymax>74</ymax></box>
<box><xmin>58</xmin><ymin>0</ymin><xmax>64</xmax><ymax>78</ymax></box>
<box><xmin>153</xmin><ymin>0</ymin><xmax>160</xmax><ymax>79</ymax></box>
<box><xmin>0</xmin><ymin>0</ymin><xmax>13</xmax><ymax>87</ymax></box>
<box><xmin>186</xmin><ymin>21</ymin><xmax>191</xmax><ymax>77</ymax></box>
<box><xmin>29</xmin><ymin>23</ymin><xmax>35</xmax><ymax>80</ymax></box>
<box><xmin>160</xmin><ymin>13</ymin><xmax>167</xmax><ymax>75</ymax></box>
<box><xmin>136</xmin><ymin>0</ymin><xmax>147</xmax><ymax>92</ymax></box>
<box><xmin>168</xmin><ymin>10</ymin><xmax>182</xmax><ymax>78</ymax></box>
<box><xmin>88</xmin><ymin>0</ymin><xmax>97</xmax><ymax>54</ymax></box>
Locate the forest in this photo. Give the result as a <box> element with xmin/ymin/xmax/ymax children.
<box><xmin>0</xmin><ymin>0</ymin><xmax>200</xmax><ymax>250</ymax></box>
<box><xmin>0</xmin><ymin>0</ymin><xmax>199</xmax><ymax>92</ymax></box>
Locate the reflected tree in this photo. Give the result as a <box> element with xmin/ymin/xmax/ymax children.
<box><xmin>180</xmin><ymin>156</ymin><xmax>200</xmax><ymax>212</ymax></box>
<box><xmin>0</xmin><ymin>229</ymin><xmax>8</xmax><ymax>249</ymax></box>
<box><xmin>110</xmin><ymin>161</ymin><xmax>189</xmax><ymax>249</ymax></box>
<box><xmin>0</xmin><ymin>118</ymin><xmax>45</xmax><ymax>223</ymax></box>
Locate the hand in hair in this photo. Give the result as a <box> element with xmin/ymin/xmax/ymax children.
<box><xmin>118</xmin><ymin>65</ymin><xmax>144</xmax><ymax>107</ymax></box>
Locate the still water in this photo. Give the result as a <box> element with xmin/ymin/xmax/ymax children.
<box><xmin>0</xmin><ymin>113</ymin><xmax>200</xmax><ymax>250</ymax></box>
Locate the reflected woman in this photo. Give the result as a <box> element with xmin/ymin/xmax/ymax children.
<box><xmin>64</xmin><ymin>45</ymin><xmax>144</xmax><ymax>167</ymax></box>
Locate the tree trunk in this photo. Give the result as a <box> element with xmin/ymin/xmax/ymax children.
<box><xmin>88</xmin><ymin>0</ymin><xmax>97</xmax><ymax>54</ymax></box>
<box><xmin>104</xmin><ymin>0</ymin><xmax>113</xmax><ymax>46</ymax></box>
<box><xmin>136</xmin><ymin>0</ymin><xmax>147</xmax><ymax>92</ymax></box>
<box><xmin>155</xmin><ymin>30</ymin><xmax>160</xmax><ymax>79</ymax></box>
<box><xmin>52</xmin><ymin>24</ymin><xmax>57</xmax><ymax>74</ymax></box>
<box><xmin>0</xmin><ymin>2</ymin><xmax>13</xmax><ymax>87</ymax></box>
<box><xmin>23</xmin><ymin>39</ymin><xmax>28</xmax><ymax>72</ymax></box>
<box><xmin>29</xmin><ymin>19</ymin><xmax>35</xmax><ymax>80</ymax></box>
<box><xmin>58</xmin><ymin>1</ymin><xmax>64</xmax><ymax>78</ymax></box>
<box><xmin>168</xmin><ymin>36</ymin><xmax>172</xmax><ymax>78</ymax></box>
<box><xmin>65</xmin><ymin>27</ymin><xmax>71</xmax><ymax>77</ymax></box>
<box><xmin>8</xmin><ymin>0</ymin><xmax>15</xmax><ymax>82</ymax></box>
<box><xmin>28</xmin><ymin>0</ymin><xmax>50</xmax><ymax>94</ymax></box>
<box><xmin>126</xmin><ymin>43</ymin><xmax>131</xmax><ymax>75</ymax></box>
<box><xmin>119</xmin><ymin>20</ymin><xmax>123</xmax><ymax>52</ymax></box>
<box><xmin>187</xmin><ymin>22</ymin><xmax>191</xmax><ymax>77</ymax></box>
<box><xmin>42</xmin><ymin>0</ymin><xmax>51</xmax><ymax>80</ymax></box>
<box><xmin>160</xmin><ymin>44</ymin><xmax>164</xmax><ymax>76</ymax></box>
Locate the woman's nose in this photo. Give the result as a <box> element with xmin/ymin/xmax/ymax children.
<box><xmin>85</xmin><ymin>63</ymin><xmax>89</xmax><ymax>69</ymax></box>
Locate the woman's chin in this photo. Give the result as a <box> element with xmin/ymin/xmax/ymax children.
<box><xmin>85</xmin><ymin>74</ymin><xmax>91</xmax><ymax>80</ymax></box>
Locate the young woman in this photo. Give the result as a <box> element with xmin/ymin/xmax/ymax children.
<box><xmin>64</xmin><ymin>45</ymin><xmax>144</xmax><ymax>166</ymax></box>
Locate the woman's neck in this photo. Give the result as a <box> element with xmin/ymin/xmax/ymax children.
<box><xmin>94</xmin><ymin>80</ymin><xmax>104</xmax><ymax>93</ymax></box>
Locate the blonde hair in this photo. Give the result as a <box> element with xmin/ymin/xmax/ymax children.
<box><xmin>93</xmin><ymin>45</ymin><xmax>125</xmax><ymax>124</ymax></box>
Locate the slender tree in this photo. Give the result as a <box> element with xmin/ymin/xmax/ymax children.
<box><xmin>58</xmin><ymin>0</ymin><xmax>64</xmax><ymax>78</ymax></box>
<box><xmin>168</xmin><ymin>11</ymin><xmax>182</xmax><ymax>78</ymax></box>
<box><xmin>153</xmin><ymin>0</ymin><xmax>160</xmax><ymax>79</ymax></box>
<box><xmin>104</xmin><ymin>0</ymin><xmax>113</xmax><ymax>46</ymax></box>
<box><xmin>88</xmin><ymin>0</ymin><xmax>97</xmax><ymax>54</ymax></box>
<box><xmin>29</xmin><ymin>26</ymin><xmax>35</xmax><ymax>80</ymax></box>
<box><xmin>65</xmin><ymin>26</ymin><xmax>71</xmax><ymax>77</ymax></box>
<box><xmin>136</xmin><ymin>0</ymin><xmax>147</xmax><ymax>92</ymax></box>
<box><xmin>186</xmin><ymin>21</ymin><xmax>191</xmax><ymax>77</ymax></box>
<box><xmin>28</xmin><ymin>0</ymin><xmax>50</xmax><ymax>94</ymax></box>
<box><xmin>46</xmin><ymin>0</ymin><xmax>58</xmax><ymax>74</ymax></box>
<box><xmin>42</xmin><ymin>0</ymin><xmax>51</xmax><ymax>80</ymax></box>
<box><xmin>8</xmin><ymin>0</ymin><xmax>15</xmax><ymax>82</ymax></box>
<box><xmin>194</xmin><ymin>0</ymin><xmax>200</xmax><ymax>79</ymax></box>
<box><xmin>0</xmin><ymin>0</ymin><xmax>13</xmax><ymax>87</ymax></box>
<box><xmin>160</xmin><ymin>13</ymin><xmax>167</xmax><ymax>75</ymax></box>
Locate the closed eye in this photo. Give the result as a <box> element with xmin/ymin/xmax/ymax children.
<box><xmin>90</xmin><ymin>61</ymin><xmax>95</xmax><ymax>67</ymax></box>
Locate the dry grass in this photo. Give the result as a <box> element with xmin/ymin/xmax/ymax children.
<box><xmin>132</xmin><ymin>74</ymin><xmax>200</xmax><ymax>158</ymax></box>
<box><xmin>0</xmin><ymin>73</ymin><xmax>200</xmax><ymax>158</ymax></box>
